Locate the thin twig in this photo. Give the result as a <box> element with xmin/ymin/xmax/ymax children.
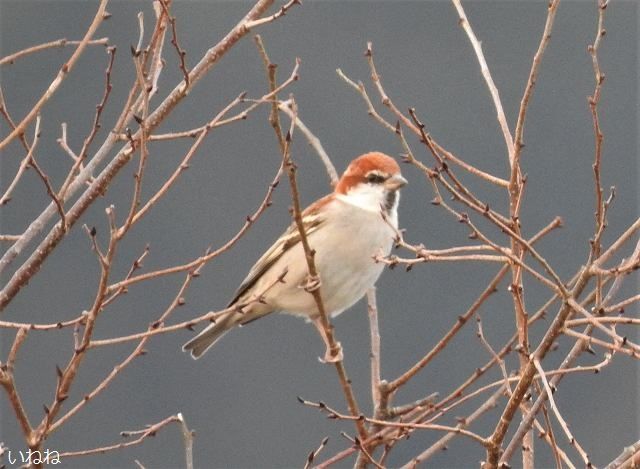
<box><xmin>606</xmin><ymin>439</ymin><xmax>640</xmax><ymax>469</ymax></box>
<box><xmin>0</xmin><ymin>38</ymin><xmax>109</xmax><ymax>66</ymax></box>
<box><xmin>367</xmin><ymin>288</ymin><xmax>382</xmax><ymax>412</ymax></box>
<box><xmin>58</xmin><ymin>414</ymin><xmax>185</xmax><ymax>458</ymax></box>
<box><xmin>1</xmin><ymin>114</ymin><xmax>43</xmax><ymax>206</ymax></box>
<box><xmin>158</xmin><ymin>0</ymin><xmax>190</xmax><ymax>87</ymax></box>
<box><xmin>303</xmin><ymin>436</ymin><xmax>330</xmax><ymax>469</ymax></box>
<box><xmin>282</xmin><ymin>99</ymin><xmax>367</xmax><ymax>441</ymax></box>
<box><xmin>58</xmin><ymin>46</ymin><xmax>116</xmax><ymax>200</ymax></box>
<box><xmin>402</xmin><ymin>386</ymin><xmax>505</xmax><ymax>467</ymax></box>
<box><xmin>0</xmin><ymin>328</ymin><xmax>32</xmax><ymax>440</ymax></box>
<box><xmin>106</xmin><ymin>141</ymin><xmax>287</xmax><ymax>295</ymax></box>
<box><xmin>450</xmin><ymin>0</ymin><xmax>514</xmax><ymax>165</ymax></box>
<box><xmin>277</xmin><ymin>100</ymin><xmax>338</xmax><ymax>185</ymax></box>
<box><xmin>244</xmin><ymin>0</ymin><xmax>301</xmax><ymax>29</ymax></box>
<box><xmin>533</xmin><ymin>359</ymin><xmax>591</xmax><ymax>466</ymax></box>
<box><xmin>0</xmin><ymin>0</ymin><xmax>290</xmax><ymax>308</ymax></box>
<box><xmin>588</xmin><ymin>0</ymin><xmax>609</xmax><ymax>316</ymax></box>
<box><xmin>386</xmin><ymin>217</ymin><xmax>562</xmax><ymax>394</ymax></box>
<box><xmin>254</xmin><ymin>34</ymin><xmax>285</xmax><ymax>152</ymax></box>
<box><xmin>0</xmin><ymin>0</ymin><xmax>110</xmax><ymax>151</ymax></box>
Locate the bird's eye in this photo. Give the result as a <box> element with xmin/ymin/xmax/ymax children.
<box><xmin>366</xmin><ymin>173</ymin><xmax>386</xmax><ymax>184</ymax></box>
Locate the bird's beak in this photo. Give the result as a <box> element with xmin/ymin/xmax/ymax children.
<box><xmin>385</xmin><ymin>174</ymin><xmax>408</xmax><ymax>191</ymax></box>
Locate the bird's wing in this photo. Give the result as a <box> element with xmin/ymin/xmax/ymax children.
<box><xmin>227</xmin><ymin>195</ymin><xmax>333</xmax><ymax>307</ymax></box>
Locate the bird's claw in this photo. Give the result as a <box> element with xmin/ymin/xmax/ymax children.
<box><xmin>302</xmin><ymin>274</ymin><xmax>321</xmax><ymax>293</ymax></box>
<box><xmin>318</xmin><ymin>342</ymin><xmax>343</xmax><ymax>364</ymax></box>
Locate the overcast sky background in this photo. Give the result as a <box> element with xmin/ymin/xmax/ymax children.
<box><xmin>0</xmin><ymin>1</ymin><xmax>638</xmax><ymax>468</ymax></box>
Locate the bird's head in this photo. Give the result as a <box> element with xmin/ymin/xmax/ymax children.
<box><xmin>335</xmin><ymin>152</ymin><xmax>407</xmax><ymax>214</ymax></box>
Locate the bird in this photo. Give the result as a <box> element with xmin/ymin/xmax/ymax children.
<box><xmin>182</xmin><ymin>151</ymin><xmax>407</xmax><ymax>361</ymax></box>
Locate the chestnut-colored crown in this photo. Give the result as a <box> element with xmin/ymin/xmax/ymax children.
<box><xmin>335</xmin><ymin>152</ymin><xmax>401</xmax><ymax>194</ymax></box>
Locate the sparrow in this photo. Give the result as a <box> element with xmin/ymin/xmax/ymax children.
<box><xmin>183</xmin><ymin>151</ymin><xmax>407</xmax><ymax>361</ymax></box>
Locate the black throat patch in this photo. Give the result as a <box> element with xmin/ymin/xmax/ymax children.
<box><xmin>384</xmin><ymin>190</ymin><xmax>397</xmax><ymax>213</ymax></box>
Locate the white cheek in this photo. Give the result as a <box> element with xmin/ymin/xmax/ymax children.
<box><xmin>336</xmin><ymin>184</ymin><xmax>386</xmax><ymax>213</ymax></box>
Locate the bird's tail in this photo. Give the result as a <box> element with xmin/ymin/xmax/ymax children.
<box><xmin>182</xmin><ymin>310</ymin><xmax>244</xmax><ymax>359</ymax></box>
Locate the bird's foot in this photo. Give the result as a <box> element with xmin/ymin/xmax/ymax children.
<box><xmin>318</xmin><ymin>342</ymin><xmax>343</xmax><ymax>364</ymax></box>
<box><xmin>302</xmin><ymin>274</ymin><xmax>321</xmax><ymax>293</ymax></box>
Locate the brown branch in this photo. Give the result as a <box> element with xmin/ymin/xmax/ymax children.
<box><xmin>101</xmin><ymin>245</ymin><xmax>150</xmax><ymax>307</ymax></box>
<box><xmin>311</xmin><ymin>386</ymin><xmax>499</xmax><ymax>469</ymax></box>
<box><xmin>276</xmin><ymin>100</ymin><xmax>338</xmax><ymax>185</ymax></box>
<box><xmin>593</xmin><ymin>217</ymin><xmax>640</xmax><ymax>269</ymax></box>
<box><xmin>0</xmin><ymin>35</ymin><xmax>140</xmax><ymax>282</ymax></box>
<box><xmin>244</xmin><ymin>0</ymin><xmax>301</xmax><ymax>29</ymax></box>
<box><xmin>303</xmin><ymin>436</ymin><xmax>330</xmax><ymax>469</ymax></box>
<box><xmin>57</xmin><ymin>123</ymin><xmax>81</xmax><ymax>163</ymax></box>
<box><xmin>504</xmin><ymin>16</ymin><xmax>562</xmax><ymax>461</ymax></box>
<box><xmin>406</xmin><ymin>107</ymin><xmax>513</xmax><ymax>225</ymax></box>
<box><xmin>33</xmin><ymin>209</ymin><xmax>118</xmax><ymax>444</ymax></box>
<box><xmin>403</xmin><ymin>386</ymin><xmax>505</xmax><ymax>467</ymax></box>
<box><xmin>366</xmin><ymin>42</ymin><xmax>511</xmax><ymax>188</ymax></box>
<box><xmin>337</xmin><ymin>63</ymin><xmax>509</xmax><ymax>188</ymax></box>
<box><xmin>476</xmin><ymin>315</ymin><xmax>511</xmax><ymax>391</ymax></box>
<box><xmin>129</xmin><ymin>92</ymin><xmax>244</xmax><ymax>230</ymax></box>
<box><xmin>387</xmin><ymin>216</ymin><xmax>562</xmax><ymax>394</ymax></box>
<box><xmin>336</xmin><ymin>67</ymin><xmax>397</xmax><ymax>133</ymax></box>
<box><xmin>562</xmin><ymin>328</ymin><xmax>637</xmax><ymax>358</ymax></box>
<box><xmin>513</xmin><ymin>0</ymin><xmax>560</xmax><ymax>168</ymax></box>
<box><xmin>118</xmin><ymin>51</ymin><xmax>152</xmax><ymax>238</ymax></box>
<box><xmin>0</xmin><ymin>113</ymin><xmax>42</xmax><ymax>205</ymax></box>
<box><xmin>0</xmin><ymin>0</ymin><xmax>294</xmax><ymax>310</ymax></box>
<box><xmin>604</xmin><ymin>292</ymin><xmax>640</xmax><ymax>313</ymax></box>
<box><xmin>450</xmin><ymin>0</ymin><xmax>514</xmax><ymax>165</ymax></box>
<box><xmin>606</xmin><ymin>439</ymin><xmax>640</xmax><ymax>469</ymax></box>
<box><xmin>0</xmin><ymin>316</ymin><xmax>85</xmax><ymax>331</ymax></box>
<box><xmin>254</xmin><ymin>34</ymin><xmax>285</xmax><ymax>153</ymax></box>
<box><xmin>58</xmin><ymin>45</ymin><xmax>116</xmax><ymax>200</ymax></box>
<box><xmin>58</xmin><ymin>414</ymin><xmax>185</xmax><ymax>458</ymax></box>
<box><xmin>0</xmin><ymin>0</ymin><xmax>110</xmax><ymax>151</ymax></box>
<box><xmin>569</xmin><ymin>299</ymin><xmax>640</xmax><ymax>352</ymax></box>
<box><xmin>106</xmin><ymin>140</ymin><xmax>286</xmax><ymax>294</ymax></box>
<box><xmin>158</xmin><ymin>0</ymin><xmax>190</xmax><ymax>87</ymax></box>
<box><xmin>27</xmin><ymin>146</ymin><xmax>68</xmax><ymax>231</ymax></box>
<box><xmin>0</xmin><ymin>84</ymin><xmax>31</xmax><ymax>153</ymax></box>
<box><xmin>0</xmin><ymin>328</ymin><xmax>33</xmax><ymax>441</ymax></box>
<box><xmin>387</xmin><ymin>264</ymin><xmax>506</xmax><ymax>394</ymax></box>
<box><xmin>0</xmin><ymin>109</ymin><xmax>66</xmax><ymax>227</ymax></box>
<box><xmin>367</xmin><ymin>288</ymin><xmax>382</xmax><ymax>411</ymax></box>
<box><xmin>282</xmin><ymin>99</ymin><xmax>367</xmax><ymax>441</ymax></box>
<box><xmin>49</xmin><ymin>259</ymin><xmax>207</xmax><ymax>434</ymax></box>
<box><xmin>89</xmin><ymin>278</ymin><xmax>283</xmax><ymax>348</ymax></box>
<box><xmin>485</xmin><ymin>281</ymin><xmax>589</xmax><ymax>467</ymax></box>
<box><xmin>533</xmin><ymin>359</ymin><xmax>591</xmax><ymax>466</ymax></box>
<box><xmin>303</xmin><ymin>398</ymin><xmax>489</xmax><ymax>448</ymax></box>
<box><xmin>588</xmin><ymin>0</ymin><xmax>609</xmax><ymax>311</ymax></box>
<box><xmin>379</xmin><ymin>252</ymin><xmax>509</xmax><ymax>268</ymax></box>
<box><xmin>0</xmin><ymin>38</ymin><xmax>109</xmax><ymax>66</ymax></box>
<box><xmin>500</xmin><ymin>287</ymin><xmax>616</xmax><ymax>465</ymax></box>
<box><xmin>566</xmin><ymin>316</ymin><xmax>640</xmax><ymax>327</ymax></box>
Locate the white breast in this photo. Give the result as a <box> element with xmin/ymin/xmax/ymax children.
<box><xmin>266</xmin><ymin>197</ymin><xmax>397</xmax><ymax>319</ymax></box>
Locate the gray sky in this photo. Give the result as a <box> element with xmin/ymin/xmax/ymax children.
<box><xmin>0</xmin><ymin>1</ymin><xmax>638</xmax><ymax>467</ymax></box>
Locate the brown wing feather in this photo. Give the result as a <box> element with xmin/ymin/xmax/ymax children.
<box><xmin>227</xmin><ymin>195</ymin><xmax>333</xmax><ymax>307</ymax></box>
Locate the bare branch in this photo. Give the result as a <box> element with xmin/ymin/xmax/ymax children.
<box><xmin>0</xmin><ymin>0</ymin><xmax>291</xmax><ymax>309</ymax></box>
<box><xmin>0</xmin><ymin>38</ymin><xmax>109</xmax><ymax>66</ymax></box>
<box><xmin>450</xmin><ymin>0</ymin><xmax>515</xmax><ymax>165</ymax></box>
<box><xmin>282</xmin><ymin>98</ymin><xmax>367</xmax><ymax>441</ymax></box>
<box><xmin>533</xmin><ymin>359</ymin><xmax>591</xmax><ymax>466</ymax></box>
<box><xmin>0</xmin><ymin>0</ymin><xmax>110</xmax><ymax>151</ymax></box>
<box><xmin>58</xmin><ymin>414</ymin><xmax>185</xmax><ymax>458</ymax></box>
